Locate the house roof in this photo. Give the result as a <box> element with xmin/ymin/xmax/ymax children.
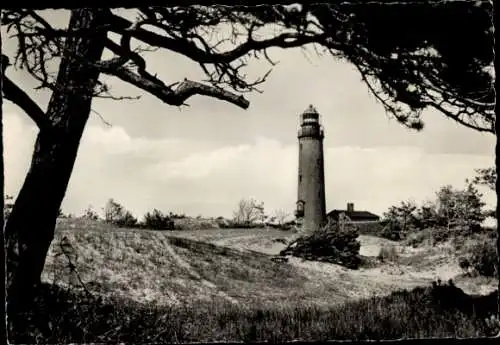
<box><xmin>327</xmin><ymin>209</ymin><xmax>380</xmax><ymax>221</ymax></box>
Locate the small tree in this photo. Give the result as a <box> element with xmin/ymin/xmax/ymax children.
<box><xmin>104</xmin><ymin>198</ymin><xmax>137</xmax><ymax>228</ymax></box>
<box><xmin>455</xmin><ymin>181</ymin><xmax>486</xmax><ymax>230</ymax></box>
<box><xmin>381</xmin><ymin>200</ymin><xmax>418</xmax><ymax>240</ymax></box>
<box><xmin>232</xmin><ymin>198</ymin><xmax>265</xmax><ymax>227</ymax></box>
<box><xmin>435</xmin><ymin>185</ymin><xmax>461</xmax><ymax>231</ymax></box>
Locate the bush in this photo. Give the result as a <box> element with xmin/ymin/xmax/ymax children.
<box><xmin>404</xmin><ymin>227</ymin><xmax>451</xmax><ymax>248</ymax></box>
<box><xmin>461</xmin><ymin>241</ymin><xmax>498</xmax><ymax>277</ymax></box>
<box><xmin>280</xmin><ymin>221</ymin><xmax>361</xmax><ymax>269</ymax></box>
<box><xmin>379</xmin><ymin>221</ymin><xmax>404</xmax><ymax>241</ymax></box>
<box><xmin>142</xmin><ymin>209</ymin><xmax>174</xmax><ymax>230</ymax></box>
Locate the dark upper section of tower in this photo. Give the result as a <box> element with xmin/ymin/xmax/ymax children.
<box><xmin>298</xmin><ymin>105</ymin><xmax>324</xmax><ymax>139</ymax></box>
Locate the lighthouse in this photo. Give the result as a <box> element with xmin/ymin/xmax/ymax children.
<box><xmin>296</xmin><ymin>105</ymin><xmax>327</xmax><ymax>234</ymax></box>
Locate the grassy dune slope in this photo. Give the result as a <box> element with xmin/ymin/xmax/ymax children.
<box><xmin>42</xmin><ymin>219</ymin><xmax>495</xmax><ymax>311</ymax></box>
<box><xmin>43</xmin><ymin>227</ymin><xmax>354</xmax><ymax>307</ymax></box>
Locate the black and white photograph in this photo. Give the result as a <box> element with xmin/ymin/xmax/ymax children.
<box><xmin>1</xmin><ymin>1</ymin><xmax>498</xmax><ymax>343</ymax></box>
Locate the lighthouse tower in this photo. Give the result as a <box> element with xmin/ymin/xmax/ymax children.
<box><xmin>296</xmin><ymin>105</ymin><xmax>326</xmax><ymax>234</ymax></box>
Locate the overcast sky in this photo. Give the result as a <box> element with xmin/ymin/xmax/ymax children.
<box><xmin>2</xmin><ymin>9</ymin><xmax>496</xmax><ymax>219</ymax></box>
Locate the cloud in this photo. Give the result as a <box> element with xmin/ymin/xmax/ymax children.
<box><xmin>3</xmin><ymin>112</ymin><xmax>38</xmax><ymax>196</ymax></box>
<box><xmin>3</xmin><ymin>112</ymin><xmax>495</xmax><ymax>220</ymax></box>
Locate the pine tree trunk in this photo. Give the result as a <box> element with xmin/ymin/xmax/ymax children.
<box><xmin>5</xmin><ymin>9</ymin><xmax>106</xmax><ymax>313</ymax></box>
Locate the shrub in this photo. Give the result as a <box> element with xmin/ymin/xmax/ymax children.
<box><xmin>280</xmin><ymin>221</ymin><xmax>361</xmax><ymax>269</ymax></box>
<box><xmin>142</xmin><ymin>209</ymin><xmax>174</xmax><ymax>230</ymax></box>
<box><xmin>377</xmin><ymin>245</ymin><xmax>399</xmax><ymax>263</ymax></box>
<box><xmin>462</xmin><ymin>241</ymin><xmax>498</xmax><ymax>277</ymax></box>
<box><xmin>379</xmin><ymin>221</ymin><xmax>404</xmax><ymax>241</ymax></box>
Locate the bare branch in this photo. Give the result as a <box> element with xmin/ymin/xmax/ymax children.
<box><xmin>2</xmin><ymin>54</ymin><xmax>53</xmax><ymax>131</ymax></box>
<box><xmin>109</xmin><ymin>14</ymin><xmax>328</xmax><ymax>64</ymax></box>
<box><xmin>91</xmin><ymin>109</ymin><xmax>112</xmax><ymax>127</ymax></box>
<box><xmin>99</xmin><ymin>65</ymin><xmax>249</xmax><ymax>109</ymax></box>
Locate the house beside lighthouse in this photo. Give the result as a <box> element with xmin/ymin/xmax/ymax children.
<box><xmin>295</xmin><ymin>105</ymin><xmax>327</xmax><ymax>234</ymax></box>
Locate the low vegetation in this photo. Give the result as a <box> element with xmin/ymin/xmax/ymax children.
<box><xmin>9</xmin><ymin>280</ymin><xmax>498</xmax><ymax>343</ymax></box>
<box><xmin>280</xmin><ymin>221</ymin><xmax>361</xmax><ymax>269</ymax></box>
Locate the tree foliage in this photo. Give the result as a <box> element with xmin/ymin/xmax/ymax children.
<box><xmin>2</xmin><ymin>2</ymin><xmax>494</xmax><ymax>133</ymax></box>
<box><xmin>310</xmin><ymin>1</ymin><xmax>494</xmax><ymax>132</ymax></box>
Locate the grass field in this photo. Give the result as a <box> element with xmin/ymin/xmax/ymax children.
<box><xmin>19</xmin><ymin>218</ymin><xmax>497</xmax><ymax>342</ymax></box>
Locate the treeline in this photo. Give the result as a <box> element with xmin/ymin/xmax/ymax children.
<box><xmin>5</xmin><ymin>195</ymin><xmax>297</xmax><ymax>231</ymax></box>
<box><xmin>380</xmin><ymin>168</ymin><xmax>495</xmax><ymax>242</ymax></box>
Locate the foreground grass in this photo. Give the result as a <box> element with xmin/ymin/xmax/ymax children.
<box><xmin>9</xmin><ymin>282</ymin><xmax>498</xmax><ymax>343</ymax></box>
